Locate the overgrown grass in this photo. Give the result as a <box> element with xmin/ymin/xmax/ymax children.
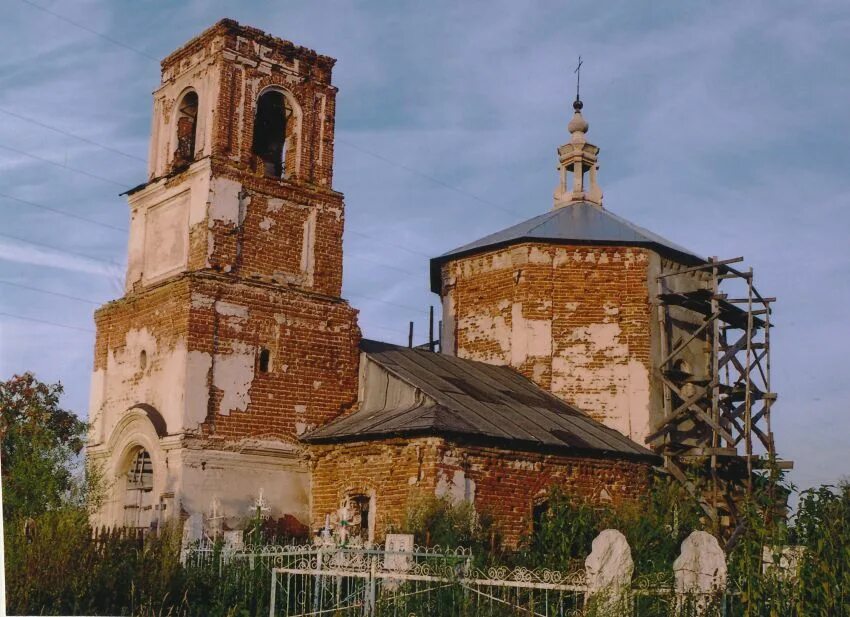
<box><xmin>5</xmin><ymin>477</ymin><xmax>850</xmax><ymax>615</ymax></box>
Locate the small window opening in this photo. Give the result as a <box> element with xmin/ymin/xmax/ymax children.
<box><xmin>253</xmin><ymin>90</ymin><xmax>294</xmax><ymax>178</ymax></box>
<box><xmin>139</xmin><ymin>350</ymin><xmax>147</xmax><ymax>370</ymax></box>
<box><xmin>259</xmin><ymin>348</ymin><xmax>271</xmax><ymax>373</ymax></box>
<box><xmin>532</xmin><ymin>500</ymin><xmax>549</xmax><ymax>534</ymax></box>
<box><xmin>347</xmin><ymin>494</ymin><xmax>371</xmax><ymax>541</ymax></box>
<box><xmin>174</xmin><ymin>91</ymin><xmax>198</xmax><ymax>167</ymax></box>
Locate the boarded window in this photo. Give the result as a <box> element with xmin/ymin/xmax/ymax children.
<box><xmin>174</xmin><ymin>91</ymin><xmax>198</xmax><ymax>166</ymax></box>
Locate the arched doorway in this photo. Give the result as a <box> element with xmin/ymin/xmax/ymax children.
<box><xmin>123</xmin><ymin>447</ymin><xmax>154</xmax><ymax>529</ymax></box>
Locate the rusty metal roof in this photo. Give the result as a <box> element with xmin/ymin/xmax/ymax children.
<box><xmin>430</xmin><ymin>201</ymin><xmax>704</xmax><ymax>293</ymax></box>
<box><xmin>302</xmin><ymin>340</ymin><xmax>657</xmax><ymax>460</ymax></box>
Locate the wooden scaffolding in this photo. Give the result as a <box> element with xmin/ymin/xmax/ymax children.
<box><xmin>647</xmin><ymin>257</ymin><xmax>792</xmax><ymax>533</ymax></box>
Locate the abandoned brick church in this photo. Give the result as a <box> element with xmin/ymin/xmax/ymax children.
<box><xmin>87</xmin><ymin>20</ymin><xmax>771</xmax><ymax>547</ymax></box>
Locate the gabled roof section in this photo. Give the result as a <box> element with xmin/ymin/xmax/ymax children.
<box><xmin>429</xmin><ymin>201</ymin><xmax>705</xmax><ymax>293</ymax></box>
<box><xmin>302</xmin><ymin>340</ymin><xmax>657</xmax><ymax>461</ymax></box>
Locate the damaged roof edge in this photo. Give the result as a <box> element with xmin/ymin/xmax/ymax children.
<box><xmin>428</xmin><ymin>236</ymin><xmax>706</xmax><ymax>294</ymax></box>
<box><xmin>301</xmin><ymin>426</ymin><xmax>659</xmax><ymax>463</ymax></box>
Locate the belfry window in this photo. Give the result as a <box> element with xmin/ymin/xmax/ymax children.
<box><xmin>253</xmin><ymin>90</ymin><xmax>296</xmax><ymax>178</ymax></box>
<box><xmin>174</xmin><ymin>91</ymin><xmax>198</xmax><ymax>166</ymax></box>
<box><xmin>124</xmin><ymin>448</ymin><xmax>154</xmax><ymax>529</ymax></box>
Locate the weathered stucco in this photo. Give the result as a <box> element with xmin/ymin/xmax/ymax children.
<box><xmin>88</xmin><ymin>21</ymin><xmax>358</xmax><ymax>534</ymax></box>
<box><xmin>442</xmin><ymin>243</ymin><xmax>656</xmax><ymax>443</ymax></box>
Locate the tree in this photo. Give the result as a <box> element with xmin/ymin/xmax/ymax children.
<box><xmin>1</xmin><ymin>373</ymin><xmax>87</xmax><ymax>521</ymax></box>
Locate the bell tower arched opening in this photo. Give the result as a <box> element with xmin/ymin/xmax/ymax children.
<box><xmin>252</xmin><ymin>89</ymin><xmax>300</xmax><ymax>179</ymax></box>
<box><xmin>173</xmin><ymin>90</ymin><xmax>198</xmax><ymax>168</ymax></box>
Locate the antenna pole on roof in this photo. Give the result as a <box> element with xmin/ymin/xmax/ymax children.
<box><xmin>428</xmin><ymin>306</ymin><xmax>435</xmax><ymax>352</ymax></box>
<box><xmin>408</xmin><ymin>321</ymin><xmax>414</xmax><ymax>348</ymax></box>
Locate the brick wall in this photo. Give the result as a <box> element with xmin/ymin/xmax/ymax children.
<box><xmin>93</xmin><ymin>272</ymin><xmax>360</xmax><ymax>444</ymax></box>
<box><xmin>189</xmin><ymin>273</ymin><xmax>360</xmax><ymax>441</ymax></box>
<box><xmin>200</xmin><ymin>163</ymin><xmax>346</xmax><ymax>298</ymax></box>
<box><xmin>442</xmin><ymin>243</ymin><xmax>654</xmax><ymax>442</ymax></box>
<box><xmin>436</xmin><ymin>442</ymin><xmax>651</xmax><ymax>547</ymax></box>
<box><xmin>93</xmin><ymin>278</ymin><xmax>191</xmax><ymax>373</ymax></box>
<box><xmin>309</xmin><ymin>438</ymin><xmax>442</xmax><ymax>538</ymax></box>
<box><xmin>310</xmin><ymin>436</ymin><xmax>652</xmax><ymax>548</ymax></box>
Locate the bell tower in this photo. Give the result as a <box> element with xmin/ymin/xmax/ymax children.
<box><xmin>87</xmin><ymin>20</ymin><xmax>361</xmax><ymax>534</ymax></box>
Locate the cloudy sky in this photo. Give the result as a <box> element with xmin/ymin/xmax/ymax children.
<box><xmin>1</xmin><ymin>1</ymin><xmax>848</xmax><ymax>494</ymax></box>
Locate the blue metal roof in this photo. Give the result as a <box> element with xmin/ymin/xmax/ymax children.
<box><xmin>430</xmin><ymin>201</ymin><xmax>705</xmax><ymax>293</ymax></box>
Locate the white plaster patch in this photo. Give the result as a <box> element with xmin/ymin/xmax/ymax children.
<box><xmin>458</xmin><ymin>313</ymin><xmax>510</xmax><ymax>364</ymax></box>
<box><xmin>528</xmin><ymin>246</ymin><xmax>553</xmax><ymax>265</ymax></box>
<box><xmin>266</xmin><ymin>198</ymin><xmax>284</xmax><ymax>212</ymax></box>
<box><xmin>531</xmin><ymin>362</ymin><xmax>548</xmax><ymax>383</ymax></box>
<box><xmin>313</xmin><ymin>381</ymin><xmax>322</xmax><ymax>390</ymax></box>
<box><xmin>143</xmin><ymin>193</ymin><xmax>189</xmax><ymax>283</ymax></box>
<box><xmin>209</xmin><ymin>177</ymin><xmax>243</xmax><ymax>224</ymax></box>
<box><xmin>510</xmin><ymin>302</ymin><xmax>552</xmax><ymax>366</ymax></box>
<box><xmin>259</xmin><ymin>217</ymin><xmax>274</xmax><ymax>231</ymax></box>
<box><xmin>185</xmin><ymin>350</ymin><xmax>212</xmax><ymax>429</ymax></box>
<box><xmin>215</xmin><ymin>300</ymin><xmax>248</xmax><ymax>319</ymax></box>
<box><xmin>213</xmin><ymin>342</ymin><xmax>255</xmax><ymax>415</ymax></box>
<box><xmin>551</xmin><ymin>322</ymin><xmax>651</xmax><ymax>441</ymax></box>
<box><xmin>191</xmin><ymin>293</ymin><xmax>215</xmax><ymax>310</ymax></box>
<box><xmin>294</xmin><ymin>405</ymin><xmax>307</xmax><ymax>415</ymax></box>
<box><xmin>100</xmin><ymin>328</ymin><xmax>191</xmax><ymax>439</ymax></box>
<box><xmin>87</xmin><ymin>368</ymin><xmax>106</xmax><ymax>442</ymax></box>
<box><xmin>300</xmin><ymin>209</ymin><xmax>317</xmax><ymax>287</ymax></box>
<box><xmin>435</xmin><ymin>469</ymin><xmax>475</xmax><ymax>503</ymax></box>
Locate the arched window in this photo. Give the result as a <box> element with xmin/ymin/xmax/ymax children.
<box><xmin>123</xmin><ymin>448</ymin><xmax>154</xmax><ymax>529</ymax></box>
<box><xmin>173</xmin><ymin>91</ymin><xmax>198</xmax><ymax>166</ymax></box>
<box><xmin>253</xmin><ymin>89</ymin><xmax>297</xmax><ymax>178</ymax></box>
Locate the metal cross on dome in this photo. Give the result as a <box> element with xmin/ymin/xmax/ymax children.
<box><xmin>574</xmin><ymin>55</ymin><xmax>584</xmax><ymax>103</ymax></box>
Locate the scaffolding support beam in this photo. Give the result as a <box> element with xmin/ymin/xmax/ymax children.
<box><xmin>647</xmin><ymin>257</ymin><xmax>789</xmax><ymax>534</ymax></box>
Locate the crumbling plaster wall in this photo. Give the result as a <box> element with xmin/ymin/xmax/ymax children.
<box><xmin>310</xmin><ymin>437</ymin><xmax>652</xmax><ymax>547</ymax></box>
<box><xmin>435</xmin><ymin>443</ymin><xmax>652</xmax><ymax>547</ymax></box>
<box><xmin>442</xmin><ymin>243</ymin><xmax>654</xmax><ymax>443</ymax></box>
<box><xmin>177</xmin><ymin>439</ymin><xmax>310</xmax><ymax>527</ymax></box>
<box><xmin>89</xmin><ymin>278</ymin><xmax>193</xmax><ymax>446</ymax></box>
<box><xmin>190</xmin><ymin>275</ymin><xmax>361</xmax><ymax>441</ymax></box>
<box><xmin>88</xmin><ymin>271</ymin><xmax>360</xmax><ymax>530</ymax></box>
<box><xmin>150</xmin><ymin>20</ymin><xmax>338</xmax><ymax>187</ymax></box>
<box><xmin>309</xmin><ymin>438</ymin><xmax>442</xmax><ymax>540</ymax></box>
<box><xmin>125</xmin><ymin>159</ymin><xmax>343</xmax><ymax>298</ymax></box>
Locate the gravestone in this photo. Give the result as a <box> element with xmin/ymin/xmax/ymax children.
<box><xmin>674</xmin><ymin>531</ymin><xmax>727</xmax><ymax>615</ymax></box>
<box><xmin>585</xmin><ymin>529</ymin><xmax>633</xmax><ymax>613</ymax></box>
